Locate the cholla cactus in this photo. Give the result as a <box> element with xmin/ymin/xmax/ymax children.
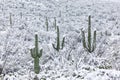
<box><xmin>52</xmin><ymin>26</ymin><xmax>65</xmax><ymax>51</ymax></box>
<box><xmin>81</xmin><ymin>15</ymin><xmax>96</xmax><ymax>53</ymax></box>
<box><xmin>30</xmin><ymin>34</ymin><xmax>43</xmax><ymax>74</ymax></box>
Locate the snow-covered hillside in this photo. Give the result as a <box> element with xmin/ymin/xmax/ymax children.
<box><xmin>103</xmin><ymin>0</ymin><xmax>120</xmax><ymax>2</ymax></box>
<box><xmin>0</xmin><ymin>0</ymin><xmax>120</xmax><ymax>80</ymax></box>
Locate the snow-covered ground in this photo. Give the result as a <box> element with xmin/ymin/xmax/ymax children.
<box><xmin>0</xmin><ymin>0</ymin><xmax>120</xmax><ymax>80</ymax></box>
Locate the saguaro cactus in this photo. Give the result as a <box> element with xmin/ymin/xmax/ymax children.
<box><xmin>20</xmin><ymin>12</ymin><xmax>22</xmax><ymax>19</ymax></box>
<box><xmin>45</xmin><ymin>17</ymin><xmax>49</xmax><ymax>31</ymax></box>
<box><xmin>81</xmin><ymin>15</ymin><xmax>96</xmax><ymax>53</ymax></box>
<box><xmin>52</xmin><ymin>26</ymin><xmax>65</xmax><ymax>51</ymax></box>
<box><xmin>30</xmin><ymin>34</ymin><xmax>43</xmax><ymax>74</ymax></box>
<box><xmin>10</xmin><ymin>13</ymin><xmax>12</xmax><ymax>28</ymax></box>
<box><xmin>53</xmin><ymin>17</ymin><xmax>57</xmax><ymax>29</ymax></box>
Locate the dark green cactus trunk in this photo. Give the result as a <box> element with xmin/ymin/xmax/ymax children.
<box><xmin>30</xmin><ymin>34</ymin><xmax>42</xmax><ymax>74</ymax></box>
<box><xmin>88</xmin><ymin>16</ymin><xmax>91</xmax><ymax>52</ymax></box>
<box><xmin>81</xmin><ymin>15</ymin><xmax>96</xmax><ymax>53</ymax></box>
<box><xmin>34</xmin><ymin>57</ymin><xmax>40</xmax><ymax>74</ymax></box>
<box><xmin>52</xmin><ymin>26</ymin><xmax>65</xmax><ymax>51</ymax></box>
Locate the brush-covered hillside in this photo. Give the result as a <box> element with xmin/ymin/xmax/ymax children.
<box><xmin>0</xmin><ymin>0</ymin><xmax>120</xmax><ymax>80</ymax></box>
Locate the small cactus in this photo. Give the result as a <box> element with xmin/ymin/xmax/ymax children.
<box><xmin>53</xmin><ymin>17</ymin><xmax>57</xmax><ymax>29</ymax></box>
<box><xmin>10</xmin><ymin>13</ymin><xmax>12</xmax><ymax>28</ymax></box>
<box><xmin>45</xmin><ymin>17</ymin><xmax>49</xmax><ymax>31</ymax></box>
<box><xmin>30</xmin><ymin>34</ymin><xmax>43</xmax><ymax>74</ymax></box>
<box><xmin>52</xmin><ymin>26</ymin><xmax>65</xmax><ymax>51</ymax></box>
<box><xmin>59</xmin><ymin>10</ymin><xmax>61</xmax><ymax>17</ymax></box>
<box><xmin>81</xmin><ymin>15</ymin><xmax>96</xmax><ymax>53</ymax></box>
<box><xmin>20</xmin><ymin>12</ymin><xmax>22</xmax><ymax>19</ymax></box>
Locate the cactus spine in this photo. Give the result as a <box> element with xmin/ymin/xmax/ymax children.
<box><xmin>52</xmin><ymin>26</ymin><xmax>65</xmax><ymax>51</ymax></box>
<box><xmin>45</xmin><ymin>17</ymin><xmax>49</xmax><ymax>31</ymax></box>
<box><xmin>82</xmin><ymin>15</ymin><xmax>96</xmax><ymax>53</ymax></box>
<box><xmin>30</xmin><ymin>34</ymin><xmax>43</xmax><ymax>74</ymax></box>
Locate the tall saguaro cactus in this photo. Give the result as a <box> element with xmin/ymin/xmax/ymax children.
<box><xmin>30</xmin><ymin>34</ymin><xmax>43</xmax><ymax>74</ymax></box>
<box><xmin>82</xmin><ymin>15</ymin><xmax>96</xmax><ymax>53</ymax></box>
<box><xmin>52</xmin><ymin>26</ymin><xmax>65</xmax><ymax>51</ymax></box>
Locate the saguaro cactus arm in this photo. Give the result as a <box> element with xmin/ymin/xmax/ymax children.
<box><xmin>30</xmin><ymin>48</ymin><xmax>36</xmax><ymax>58</ymax></box>
<box><xmin>38</xmin><ymin>49</ymin><xmax>43</xmax><ymax>58</ymax></box>
<box><xmin>82</xmin><ymin>30</ymin><xmax>90</xmax><ymax>52</ymax></box>
<box><xmin>91</xmin><ymin>31</ymin><xmax>96</xmax><ymax>52</ymax></box>
<box><xmin>61</xmin><ymin>37</ymin><xmax>65</xmax><ymax>49</ymax></box>
<box><xmin>82</xmin><ymin>30</ymin><xmax>87</xmax><ymax>49</ymax></box>
<box><xmin>52</xmin><ymin>44</ymin><xmax>58</xmax><ymax>51</ymax></box>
